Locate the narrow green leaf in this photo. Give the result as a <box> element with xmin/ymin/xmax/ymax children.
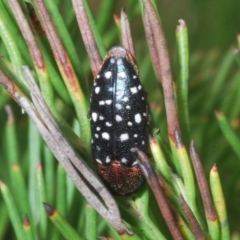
<box><xmin>175</xmin><ymin>214</ymin><xmax>195</xmax><ymax>240</ymax></box>
<box><xmin>129</xmin><ymin>190</ymin><xmax>167</xmax><ymax>240</ymax></box>
<box><xmin>96</xmin><ymin>1</ymin><xmax>115</xmax><ymax>34</ymax></box>
<box><xmin>0</xmin><ymin>181</ymin><xmax>25</xmax><ymax>240</ymax></box>
<box><xmin>22</xmin><ymin>215</ymin><xmax>35</xmax><ymax>240</ymax></box>
<box><xmin>176</xmin><ymin>19</ymin><xmax>190</xmax><ymax>146</ymax></box>
<box><xmin>210</xmin><ymin>165</ymin><xmax>230</xmax><ymax>240</ymax></box>
<box><xmin>35</xmin><ymin>164</ymin><xmax>47</xmax><ymax>239</ymax></box>
<box><xmin>215</xmin><ymin>111</ymin><xmax>240</xmax><ymax>159</ymax></box>
<box><xmin>150</xmin><ymin>136</ymin><xmax>172</xmax><ymax>181</ymax></box>
<box><xmin>0</xmin><ymin>1</ymin><xmax>32</xmax><ymax>66</ymax></box>
<box><xmin>43</xmin><ymin>145</ymin><xmax>55</xmax><ymax>204</ymax></box>
<box><xmin>203</xmin><ymin>49</ymin><xmax>235</xmax><ymax>112</ymax></box>
<box><xmin>44</xmin><ymin>203</ymin><xmax>83</xmax><ymax>240</ymax></box>
<box><xmin>28</xmin><ymin>121</ymin><xmax>42</xmax><ymax>226</ymax></box>
<box><xmin>85</xmin><ymin>204</ymin><xmax>97</xmax><ymax>240</ymax></box>
<box><xmin>5</xmin><ymin>106</ymin><xmax>19</xmax><ymax>165</ymax></box>
<box><xmin>0</xmin><ymin>88</ymin><xmax>10</xmax><ymax>110</ymax></box>
<box><xmin>172</xmin><ymin>134</ymin><xmax>205</xmax><ymax>229</ymax></box>
<box><xmin>56</xmin><ymin>164</ymin><xmax>67</xmax><ymax>216</ymax></box>
<box><xmin>10</xmin><ymin>164</ymin><xmax>31</xmax><ymax>220</ymax></box>
<box><xmin>222</xmin><ymin>72</ymin><xmax>240</xmax><ymax>119</ymax></box>
<box><xmin>82</xmin><ymin>0</ymin><xmax>106</xmax><ymax>57</ymax></box>
<box><xmin>0</xmin><ymin>6</ymin><xmax>28</xmax><ymax>92</ymax></box>
<box><xmin>0</xmin><ymin>203</ymin><xmax>9</xmax><ymax>240</ymax></box>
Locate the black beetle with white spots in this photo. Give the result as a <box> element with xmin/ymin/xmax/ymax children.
<box><xmin>89</xmin><ymin>46</ymin><xmax>149</xmax><ymax>196</ymax></box>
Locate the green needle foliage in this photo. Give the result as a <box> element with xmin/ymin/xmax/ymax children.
<box><xmin>0</xmin><ymin>0</ymin><xmax>240</xmax><ymax>239</ymax></box>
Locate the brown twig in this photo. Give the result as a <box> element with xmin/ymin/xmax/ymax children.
<box><xmin>8</xmin><ymin>0</ymin><xmax>45</xmax><ymax>70</ymax></box>
<box><xmin>190</xmin><ymin>141</ymin><xmax>217</xmax><ymax>221</ymax></box>
<box><xmin>174</xmin><ymin>127</ymin><xmax>184</xmax><ymax>149</ymax></box>
<box><xmin>142</xmin><ymin>0</ymin><xmax>180</xmax><ymax>140</ymax></box>
<box><xmin>120</xmin><ymin>8</ymin><xmax>135</xmax><ymax>58</ymax></box>
<box><xmin>72</xmin><ymin>0</ymin><xmax>102</xmax><ymax>77</ymax></box>
<box><xmin>180</xmin><ymin>196</ymin><xmax>206</xmax><ymax>239</ymax></box>
<box><xmin>0</xmin><ymin>69</ymin><xmax>21</xmax><ymax>101</ymax></box>
<box><xmin>136</xmin><ymin>149</ymin><xmax>184</xmax><ymax>240</ymax></box>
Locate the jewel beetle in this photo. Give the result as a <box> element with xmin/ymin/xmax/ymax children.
<box><xmin>89</xmin><ymin>46</ymin><xmax>148</xmax><ymax>196</ymax></box>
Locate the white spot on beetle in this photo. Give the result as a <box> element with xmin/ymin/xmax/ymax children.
<box><xmin>110</xmin><ymin>58</ymin><xmax>115</xmax><ymax>64</ymax></box>
<box><xmin>95</xmin><ymin>86</ymin><xmax>100</xmax><ymax>94</ymax></box>
<box><xmin>120</xmin><ymin>133</ymin><xmax>129</xmax><ymax>141</ymax></box>
<box><xmin>106</xmin><ymin>156</ymin><xmax>111</xmax><ymax>163</ymax></box>
<box><xmin>96</xmin><ymin>146</ymin><xmax>101</xmax><ymax>151</ymax></box>
<box><xmin>102</xmin><ymin>132</ymin><xmax>110</xmax><ymax>140</ymax></box>
<box><xmin>138</xmin><ymin>85</ymin><xmax>142</xmax><ymax>90</ymax></box>
<box><xmin>143</xmin><ymin>112</ymin><xmax>147</xmax><ymax>116</ymax></box>
<box><xmin>128</xmin><ymin>122</ymin><xmax>133</xmax><ymax>126</ymax></box>
<box><xmin>106</xmin><ymin>122</ymin><xmax>112</xmax><ymax>127</ymax></box>
<box><xmin>135</xmin><ymin>113</ymin><xmax>142</xmax><ymax>123</ymax></box>
<box><xmin>117</xmin><ymin>58</ymin><xmax>122</xmax><ymax>64</ymax></box>
<box><xmin>108</xmin><ymin>87</ymin><xmax>113</xmax><ymax>92</ymax></box>
<box><xmin>121</xmin><ymin>158</ymin><xmax>128</xmax><ymax>164</ymax></box>
<box><xmin>99</xmin><ymin>100</ymin><xmax>105</xmax><ymax>105</ymax></box>
<box><xmin>96</xmin><ymin>159</ymin><xmax>102</xmax><ymax>164</ymax></box>
<box><xmin>92</xmin><ymin>112</ymin><xmax>98</xmax><ymax>122</ymax></box>
<box><xmin>116</xmin><ymin>93</ymin><xmax>124</xmax><ymax>100</ymax></box>
<box><xmin>116</xmin><ymin>115</ymin><xmax>122</xmax><ymax>122</ymax></box>
<box><xmin>105</xmin><ymin>99</ymin><xmax>112</xmax><ymax>105</ymax></box>
<box><xmin>95</xmin><ymin>133</ymin><xmax>99</xmax><ymax>138</ymax></box>
<box><xmin>118</xmin><ymin>72</ymin><xmax>126</xmax><ymax>78</ymax></box>
<box><xmin>141</xmin><ymin>97</ymin><xmax>144</xmax><ymax>100</ymax></box>
<box><xmin>105</xmin><ymin>71</ymin><xmax>112</xmax><ymax>79</ymax></box>
<box><xmin>91</xmin><ymin>139</ymin><xmax>94</xmax><ymax>144</ymax></box>
<box><xmin>133</xmin><ymin>75</ymin><xmax>137</xmax><ymax>79</ymax></box>
<box><xmin>96</xmin><ymin>127</ymin><xmax>101</xmax><ymax>131</ymax></box>
<box><xmin>134</xmin><ymin>134</ymin><xmax>138</xmax><ymax>138</ymax></box>
<box><xmin>116</xmin><ymin>103</ymin><xmax>122</xmax><ymax>109</ymax></box>
<box><xmin>96</xmin><ymin>75</ymin><xmax>100</xmax><ymax>79</ymax></box>
<box><xmin>132</xmin><ymin>160</ymin><xmax>138</xmax><ymax>166</ymax></box>
<box><xmin>126</xmin><ymin>105</ymin><xmax>131</xmax><ymax>110</ymax></box>
<box><xmin>99</xmin><ymin>115</ymin><xmax>104</xmax><ymax>120</ymax></box>
<box><xmin>142</xmin><ymin>141</ymin><xmax>145</xmax><ymax>145</ymax></box>
<box><xmin>123</xmin><ymin>97</ymin><xmax>128</xmax><ymax>102</ymax></box>
<box><xmin>130</xmin><ymin>86</ymin><xmax>138</xmax><ymax>94</ymax></box>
